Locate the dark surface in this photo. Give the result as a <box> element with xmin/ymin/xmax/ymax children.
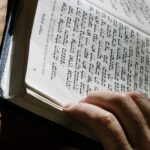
<box><xmin>0</xmin><ymin>99</ymin><xmax>103</xmax><ymax>150</ymax></box>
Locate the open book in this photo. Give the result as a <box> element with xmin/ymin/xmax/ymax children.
<box><xmin>1</xmin><ymin>0</ymin><xmax>150</xmax><ymax>139</ymax></box>
<box><xmin>26</xmin><ymin>0</ymin><xmax>150</xmax><ymax>108</ymax></box>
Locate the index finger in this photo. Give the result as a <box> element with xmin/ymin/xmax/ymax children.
<box><xmin>64</xmin><ymin>102</ymin><xmax>131</xmax><ymax>150</ymax></box>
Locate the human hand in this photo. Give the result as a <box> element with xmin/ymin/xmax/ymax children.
<box><xmin>64</xmin><ymin>91</ymin><xmax>150</xmax><ymax>150</ymax></box>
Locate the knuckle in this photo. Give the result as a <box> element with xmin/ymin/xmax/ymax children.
<box><xmin>118</xmin><ymin>93</ymin><xmax>131</xmax><ymax>101</ymax></box>
<box><xmin>86</xmin><ymin>93</ymin><xmax>98</xmax><ymax>102</ymax></box>
<box><xmin>86</xmin><ymin>93</ymin><xmax>94</xmax><ymax>100</ymax></box>
<box><xmin>111</xmin><ymin>93</ymin><xmax>131</xmax><ymax>105</ymax></box>
<box><xmin>131</xmin><ymin>92</ymin><xmax>147</xmax><ymax>99</ymax></box>
<box><xmin>100</xmin><ymin>113</ymin><xmax>115</xmax><ymax>128</ymax></box>
<box><xmin>136</xmin><ymin>92</ymin><xmax>148</xmax><ymax>100</ymax></box>
<box><xmin>131</xmin><ymin>92</ymin><xmax>150</xmax><ymax>103</ymax></box>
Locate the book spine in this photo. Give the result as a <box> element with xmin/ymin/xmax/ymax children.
<box><xmin>0</xmin><ymin>0</ymin><xmax>16</xmax><ymax>97</ymax></box>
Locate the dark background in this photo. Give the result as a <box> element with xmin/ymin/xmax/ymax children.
<box><xmin>0</xmin><ymin>99</ymin><xmax>103</xmax><ymax>150</ymax></box>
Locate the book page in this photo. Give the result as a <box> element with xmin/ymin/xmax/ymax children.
<box><xmin>86</xmin><ymin>0</ymin><xmax>150</xmax><ymax>35</ymax></box>
<box><xmin>26</xmin><ymin>0</ymin><xmax>150</xmax><ymax>106</ymax></box>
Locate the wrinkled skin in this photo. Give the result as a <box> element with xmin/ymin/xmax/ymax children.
<box><xmin>64</xmin><ymin>91</ymin><xmax>150</xmax><ymax>150</ymax></box>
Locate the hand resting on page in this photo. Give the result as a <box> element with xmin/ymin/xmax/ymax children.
<box><xmin>64</xmin><ymin>91</ymin><xmax>150</xmax><ymax>150</ymax></box>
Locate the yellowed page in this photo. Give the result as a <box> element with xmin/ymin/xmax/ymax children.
<box><xmin>86</xmin><ymin>0</ymin><xmax>150</xmax><ymax>35</ymax></box>
<box><xmin>26</xmin><ymin>0</ymin><xmax>150</xmax><ymax>107</ymax></box>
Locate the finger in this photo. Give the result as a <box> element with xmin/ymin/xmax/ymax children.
<box><xmin>64</xmin><ymin>103</ymin><xmax>132</xmax><ymax>150</ymax></box>
<box><xmin>83</xmin><ymin>91</ymin><xmax>150</xmax><ymax>148</ymax></box>
<box><xmin>128</xmin><ymin>92</ymin><xmax>150</xmax><ymax>128</ymax></box>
